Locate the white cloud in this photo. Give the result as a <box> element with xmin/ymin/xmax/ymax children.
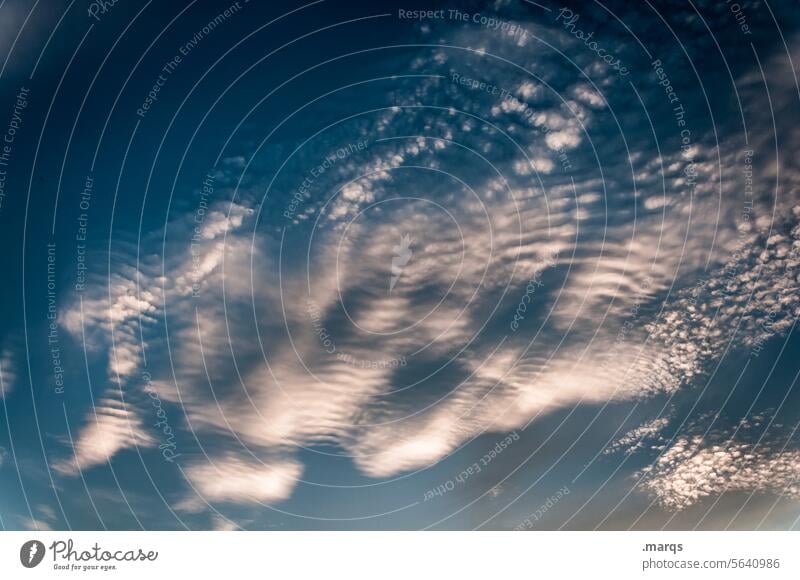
<box><xmin>211</xmin><ymin>514</ymin><xmax>241</xmax><ymax>531</ymax></box>
<box><xmin>18</xmin><ymin>517</ymin><xmax>52</xmax><ymax>532</ymax></box>
<box><xmin>55</xmin><ymin>201</ymin><xmax>255</xmax><ymax>476</ymax></box>
<box><xmin>604</xmin><ymin>417</ymin><xmax>671</xmax><ymax>456</ymax></box>
<box><xmin>53</xmin><ymin>394</ymin><xmax>156</xmax><ymax>476</ymax></box>
<box><xmin>49</xmin><ymin>29</ymin><xmax>800</xmax><ymax>514</ymax></box>
<box><xmin>639</xmin><ymin>435</ymin><xmax>800</xmax><ymax>510</ymax></box>
<box><xmin>0</xmin><ymin>348</ymin><xmax>14</xmax><ymax>399</ymax></box>
<box><xmin>182</xmin><ymin>456</ymin><xmax>303</xmax><ymax>509</ymax></box>
<box><xmin>572</xmin><ymin>84</ymin><xmax>605</xmax><ymax>108</ymax></box>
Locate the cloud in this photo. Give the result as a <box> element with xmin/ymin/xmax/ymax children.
<box><xmin>180</xmin><ymin>456</ymin><xmax>303</xmax><ymax>510</ymax></box>
<box><xmin>609</xmin><ymin>402</ymin><xmax>800</xmax><ymax>512</ymax></box>
<box><xmin>0</xmin><ymin>348</ymin><xmax>14</xmax><ymax>399</ymax></box>
<box><xmin>53</xmin><ymin>394</ymin><xmax>156</xmax><ymax>476</ymax></box>
<box><xmin>637</xmin><ymin>418</ymin><xmax>800</xmax><ymax>510</ymax></box>
<box><xmin>18</xmin><ymin>517</ymin><xmax>52</xmax><ymax>532</ymax></box>
<box><xmin>604</xmin><ymin>416</ymin><xmax>671</xmax><ymax>456</ymax></box>
<box><xmin>640</xmin><ymin>203</ymin><xmax>800</xmax><ymax>387</ymax></box>
<box><xmin>48</xmin><ymin>19</ymin><xmax>800</xmax><ymax>515</ymax></box>
<box><xmin>211</xmin><ymin>514</ymin><xmax>241</xmax><ymax>531</ymax></box>
<box><xmin>55</xmin><ymin>200</ymin><xmax>256</xmax><ymax>476</ymax></box>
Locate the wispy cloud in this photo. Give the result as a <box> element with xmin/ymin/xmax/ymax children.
<box><xmin>180</xmin><ymin>456</ymin><xmax>303</xmax><ymax>510</ymax></box>
<box><xmin>637</xmin><ymin>416</ymin><xmax>800</xmax><ymax>510</ymax></box>
<box><xmin>0</xmin><ymin>348</ymin><xmax>14</xmax><ymax>399</ymax></box>
<box><xmin>47</xmin><ymin>20</ymin><xmax>800</xmax><ymax>518</ymax></box>
<box><xmin>53</xmin><ymin>393</ymin><xmax>155</xmax><ymax>476</ymax></box>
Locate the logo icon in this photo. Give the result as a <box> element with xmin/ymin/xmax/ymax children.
<box><xmin>20</xmin><ymin>540</ymin><xmax>45</xmax><ymax>568</ymax></box>
<box><xmin>389</xmin><ymin>234</ymin><xmax>413</xmax><ymax>294</ymax></box>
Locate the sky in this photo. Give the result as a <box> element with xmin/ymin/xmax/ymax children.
<box><xmin>0</xmin><ymin>0</ymin><xmax>800</xmax><ymax>530</ymax></box>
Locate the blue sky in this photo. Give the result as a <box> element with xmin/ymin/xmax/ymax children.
<box><xmin>1</xmin><ymin>0</ymin><xmax>800</xmax><ymax>530</ymax></box>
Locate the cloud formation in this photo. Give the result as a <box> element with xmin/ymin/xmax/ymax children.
<box><xmin>48</xmin><ymin>11</ymin><xmax>800</xmax><ymax>519</ymax></box>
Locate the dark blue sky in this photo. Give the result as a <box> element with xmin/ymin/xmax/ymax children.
<box><xmin>1</xmin><ymin>0</ymin><xmax>799</xmax><ymax>530</ymax></box>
